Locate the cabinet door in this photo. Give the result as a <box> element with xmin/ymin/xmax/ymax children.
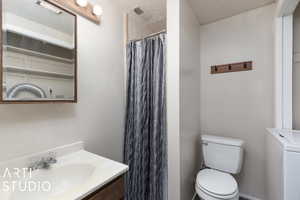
<box><xmin>83</xmin><ymin>176</ymin><xmax>124</xmax><ymax>200</ymax></box>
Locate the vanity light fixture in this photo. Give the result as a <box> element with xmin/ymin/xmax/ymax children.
<box><xmin>76</xmin><ymin>0</ymin><xmax>88</xmax><ymax>7</ymax></box>
<box><xmin>45</xmin><ymin>0</ymin><xmax>102</xmax><ymax>24</ymax></box>
<box><xmin>36</xmin><ymin>0</ymin><xmax>62</xmax><ymax>14</ymax></box>
<box><xmin>93</xmin><ymin>5</ymin><xmax>103</xmax><ymax>16</ymax></box>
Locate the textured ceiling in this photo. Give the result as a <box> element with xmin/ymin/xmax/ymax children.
<box><xmin>188</xmin><ymin>0</ymin><xmax>275</xmax><ymax>25</ymax></box>
<box><xmin>114</xmin><ymin>0</ymin><xmax>166</xmax><ymax>25</ymax></box>
<box><xmin>115</xmin><ymin>0</ymin><xmax>276</xmax><ymax>26</ymax></box>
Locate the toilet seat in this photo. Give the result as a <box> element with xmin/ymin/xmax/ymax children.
<box><xmin>196</xmin><ymin>169</ymin><xmax>239</xmax><ymax>200</ymax></box>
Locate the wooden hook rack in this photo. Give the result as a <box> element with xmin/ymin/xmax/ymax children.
<box><xmin>211</xmin><ymin>61</ymin><xmax>253</xmax><ymax>74</ymax></box>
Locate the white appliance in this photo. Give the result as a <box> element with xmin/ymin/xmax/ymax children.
<box><xmin>195</xmin><ymin>135</ymin><xmax>244</xmax><ymax>200</ymax></box>
<box><xmin>266</xmin><ymin>129</ymin><xmax>300</xmax><ymax>200</ymax></box>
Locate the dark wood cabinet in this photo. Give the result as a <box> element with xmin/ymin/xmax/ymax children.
<box><xmin>82</xmin><ymin>176</ymin><xmax>124</xmax><ymax>200</ymax></box>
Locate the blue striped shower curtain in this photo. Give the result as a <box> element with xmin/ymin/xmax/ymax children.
<box><xmin>124</xmin><ymin>33</ymin><xmax>167</xmax><ymax>200</ymax></box>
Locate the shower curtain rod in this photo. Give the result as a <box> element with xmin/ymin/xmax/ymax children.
<box><xmin>129</xmin><ymin>29</ymin><xmax>166</xmax><ymax>42</ymax></box>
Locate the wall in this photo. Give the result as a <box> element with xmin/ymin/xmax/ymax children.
<box><xmin>180</xmin><ymin>0</ymin><xmax>201</xmax><ymax>199</ymax></box>
<box><xmin>199</xmin><ymin>4</ymin><xmax>275</xmax><ymax>199</ymax></box>
<box><xmin>0</xmin><ymin>0</ymin><xmax>125</xmax><ymax>163</ymax></box>
<box><xmin>147</xmin><ymin>19</ymin><xmax>166</xmax><ymax>34</ymax></box>
<box><xmin>293</xmin><ymin>5</ymin><xmax>300</xmax><ymax>130</ymax></box>
<box><xmin>127</xmin><ymin>13</ymin><xmax>153</xmax><ymax>41</ymax></box>
<box><xmin>276</xmin><ymin>0</ymin><xmax>300</xmax><ymax>16</ymax></box>
<box><xmin>127</xmin><ymin>13</ymin><xmax>166</xmax><ymax>41</ymax></box>
<box><xmin>167</xmin><ymin>0</ymin><xmax>181</xmax><ymax>199</ymax></box>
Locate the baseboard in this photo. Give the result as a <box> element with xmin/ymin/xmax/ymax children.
<box><xmin>240</xmin><ymin>193</ymin><xmax>263</xmax><ymax>200</ymax></box>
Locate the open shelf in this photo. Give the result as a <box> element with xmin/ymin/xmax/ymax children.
<box><xmin>4</xmin><ymin>65</ymin><xmax>74</xmax><ymax>79</ymax></box>
<box><xmin>3</xmin><ymin>45</ymin><xmax>74</xmax><ymax>64</ymax></box>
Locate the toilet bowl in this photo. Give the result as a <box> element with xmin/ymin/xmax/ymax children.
<box><xmin>195</xmin><ymin>169</ymin><xmax>239</xmax><ymax>200</ymax></box>
<box><xmin>195</xmin><ymin>135</ymin><xmax>244</xmax><ymax>200</ymax></box>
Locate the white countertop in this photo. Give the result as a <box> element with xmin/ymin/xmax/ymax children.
<box><xmin>50</xmin><ymin>150</ymin><xmax>128</xmax><ymax>200</ymax></box>
<box><xmin>267</xmin><ymin>128</ymin><xmax>300</xmax><ymax>152</ymax></box>
<box><xmin>0</xmin><ymin>142</ymin><xmax>128</xmax><ymax>200</ymax></box>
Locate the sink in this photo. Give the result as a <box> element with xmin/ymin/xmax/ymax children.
<box><xmin>9</xmin><ymin>164</ymin><xmax>95</xmax><ymax>200</ymax></box>
<box><xmin>0</xmin><ymin>144</ymin><xmax>128</xmax><ymax>200</ymax></box>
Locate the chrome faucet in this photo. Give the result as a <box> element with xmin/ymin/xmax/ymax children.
<box><xmin>28</xmin><ymin>155</ymin><xmax>57</xmax><ymax>171</ymax></box>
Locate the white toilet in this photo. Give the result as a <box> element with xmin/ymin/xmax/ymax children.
<box><xmin>195</xmin><ymin>135</ymin><xmax>244</xmax><ymax>200</ymax></box>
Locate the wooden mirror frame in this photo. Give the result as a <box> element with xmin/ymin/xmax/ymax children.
<box><xmin>0</xmin><ymin>0</ymin><xmax>77</xmax><ymax>104</ymax></box>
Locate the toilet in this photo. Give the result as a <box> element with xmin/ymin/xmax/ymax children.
<box><xmin>195</xmin><ymin>135</ymin><xmax>244</xmax><ymax>200</ymax></box>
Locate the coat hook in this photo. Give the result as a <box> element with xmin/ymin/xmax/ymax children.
<box><xmin>211</xmin><ymin>61</ymin><xmax>252</xmax><ymax>74</ymax></box>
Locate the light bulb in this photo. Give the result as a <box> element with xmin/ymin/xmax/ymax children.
<box><xmin>76</xmin><ymin>0</ymin><xmax>88</xmax><ymax>7</ymax></box>
<box><xmin>93</xmin><ymin>5</ymin><xmax>103</xmax><ymax>16</ymax></box>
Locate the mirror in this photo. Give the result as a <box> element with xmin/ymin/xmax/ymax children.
<box><xmin>1</xmin><ymin>0</ymin><xmax>77</xmax><ymax>103</ymax></box>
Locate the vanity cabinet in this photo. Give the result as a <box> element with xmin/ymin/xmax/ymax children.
<box><xmin>83</xmin><ymin>176</ymin><xmax>124</xmax><ymax>200</ymax></box>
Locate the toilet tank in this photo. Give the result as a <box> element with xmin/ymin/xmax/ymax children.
<box><xmin>202</xmin><ymin>135</ymin><xmax>244</xmax><ymax>174</ymax></box>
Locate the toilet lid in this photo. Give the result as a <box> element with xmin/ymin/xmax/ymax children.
<box><xmin>196</xmin><ymin>169</ymin><xmax>238</xmax><ymax>196</ymax></box>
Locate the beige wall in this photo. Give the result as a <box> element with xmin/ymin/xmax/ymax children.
<box><xmin>127</xmin><ymin>13</ymin><xmax>153</xmax><ymax>41</ymax></box>
<box><xmin>167</xmin><ymin>0</ymin><xmax>181</xmax><ymax>199</ymax></box>
<box><xmin>127</xmin><ymin>13</ymin><xmax>166</xmax><ymax>41</ymax></box>
<box><xmin>0</xmin><ymin>0</ymin><xmax>125</xmax><ymax>162</ymax></box>
<box><xmin>180</xmin><ymin>0</ymin><xmax>201</xmax><ymax>199</ymax></box>
<box><xmin>199</xmin><ymin>4</ymin><xmax>275</xmax><ymax>199</ymax></box>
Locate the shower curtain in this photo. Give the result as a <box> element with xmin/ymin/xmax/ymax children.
<box><xmin>124</xmin><ymin>33</ymin><xmax>167</xmax><ymax>200</ymax></box>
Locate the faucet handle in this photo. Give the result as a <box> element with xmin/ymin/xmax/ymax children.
<box><xmin>48</xmin><ymin>151</ymin><xmax>57</xmax><ymax>158</ymax></box>
<box><xmin>48</xmin><ymin>152</ymin><xmax>57</xmax><ymax>162</ymax></box>
<box><xmin>45</xmin><ymin>156</ymin><xmax>57</xmax><ymax>164</ymax></box>
<box><xmin>28</xmin><ymin>161</ymin><xmax>38</xmax><ymax>171</ymax></box>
